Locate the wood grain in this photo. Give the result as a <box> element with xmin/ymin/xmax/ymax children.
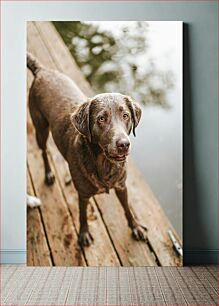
<box><xmin>28</xmin><ymin>144</ymin><xmax>86</xmax><ymax>266</ymax></box>
<box><xmin>27</xmin><ymin>168</ymin><xmax>52</xmax><ymax>266</ymax></box>
<box><xmin>48</xmin><ymin>143</ymin><xmax>121</xmax><ymax>266</ymax></box>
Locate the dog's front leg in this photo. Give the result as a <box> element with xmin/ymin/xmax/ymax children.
<box><xmin>115</xmin><ymin>187</ymin><xmax>148</xmax><ymax>241</ymax></box>
<box><xmin>78</xmin><ymin>195</ymin><xmax>93</xmax><ymax>247</ymax></box>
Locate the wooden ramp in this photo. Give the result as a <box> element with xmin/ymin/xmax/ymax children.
<box><xmin>27</xmin><ymin>21</ymin><xmax>182</xmax><ymax>267</ymax></box>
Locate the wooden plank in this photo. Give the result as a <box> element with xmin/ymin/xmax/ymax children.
<box><xmin>27</xmin><ymin>168</ymin><xmax>52</xmax><ymax>266</ymax></box>
<box><xmin>27</xmin><ymin>23</ymin><xmax>86</xmax><ymax>265</ymax></box>
<box><xmin>126</xmin><ymin>159</ymin><xmax>182</xmax><ymax>266</ymax></box>
<box><xmin>48</xmin><ymin>142</ymin><xmax>121</xmax><ymax>266</ymax></box>
<box><xmin>27</xmin><ymin>22</ymin><xmax>120</xmax><ymax>266</ymax></box>
<box><xmin>94</xmin><ymin>192</ymin><xmax>157</xmax><ymax>266</ymax></box>
<box><xmin>34</xmin><ymin>21</ymin><xmax>93</xmax><ymax>97</ymax></box>
<box><xmin>28</xmin><ymin>137</ymin><xmax>86</xmax><ymax>266</ymax></box>
<box><xmin>27</xmin><ymin>22</ymin><xmax>55</xmax><ymax>69</ymax></box>
<box><xmin>27</xmin><ymin>108</ymin><xmax>84</xmax><ymax>265</ymax></box>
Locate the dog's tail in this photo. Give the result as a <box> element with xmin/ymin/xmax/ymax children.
<box><xmin>27</xmin><ymin>52</ymin><xmax>43</xmax><ymax>76</ymax></box>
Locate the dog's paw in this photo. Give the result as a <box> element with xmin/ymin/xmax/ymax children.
<box><xmin>64</xmin><ymin>174</ymin><xmax>72</xmax><ymax>185</ymax></box>
<box><xmin>45</xmin><ymin>171</ymin><xmax>55</xmax><ymax>186</ymax></box>
<box><xmin>79</xmin><ymin>231</ymin><xmax>94</xmax><ymax>247</ymax></box>
<box><xmin>27</xmin><ymin>195</ymin><xmax>42</xmax><ymax>208</ymax></box>
<box><xmin>132</xmin><ymin>224</ymin><xmax>148</xmax><ymax>241</ymax></box>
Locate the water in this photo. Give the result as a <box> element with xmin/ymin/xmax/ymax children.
<box><xmin>54</xmin><ymin>21</ymin><xmax>182</xmax><ymax>238</ymax></box>
<box><xmin>130</xmin><ymin>22</ymin><xmax>182</xmax><ymax>238</ymax></box>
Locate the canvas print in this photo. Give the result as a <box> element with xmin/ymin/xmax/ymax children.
<box><xmin>27</xmin><ymin>21</ymin><xmax>182</xmax><ymax>266</ymax></box>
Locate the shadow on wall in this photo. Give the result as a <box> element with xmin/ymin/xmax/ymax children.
<box><xmin>183</xmin><ymin>24</ymin><xmax>209</xmax><ymax>264</ymax></box>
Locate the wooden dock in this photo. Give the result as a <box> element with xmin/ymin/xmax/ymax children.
<box><xmin>27</xmin><ymin>21</ymin><xmax>182</xmax><ymax>267</ymax></box>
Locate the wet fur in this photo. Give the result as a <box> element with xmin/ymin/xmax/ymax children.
<box><xmin>27</xmin><ymin>52</ymin><xmax>147</xmax><ymax>246</ymax></box>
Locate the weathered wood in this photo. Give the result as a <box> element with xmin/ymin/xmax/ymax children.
<box><xmin>28</xmin><ymin>140</ymin><xmax>86</xmax><ymax>266</ymax></box>
<box><xmin>27</xmin><ymin>91</ymin><xmax>86</xmax><ymax>266</ymax></box>
<box><xmin>34</xmin><ymin>21</ymin><xmax>93</xmax><ymax>97</ymax></box>
<box><xmin>27</xmin><ymin>168</ymin><xmax>52</xmax><ymax>266</ymax></box>
<box><xmin>127</xmin><ymin>159</ymin><xmax>182</xmax><ymax>266</ymax></box>
<box><xmin>48</xmin><ymin>143</ymin><xmax>121</xmax><ymax>266</ymax></box>
<box><xmin>94</xmin><ymin>192</ymin><xmax>157</xmax><ymax>266</ymax></box>
<box><xmin>27</xmin><ymin>80</ymin><xmax>86</xmax><ymax>267</ymax></box>
<box><xmin>27</xmin><ymin>22</ymin><xmax>55</xmax><ymax>69</ymax></box>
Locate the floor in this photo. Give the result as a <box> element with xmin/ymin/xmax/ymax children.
<box><xmin>1</xmin><ymin>265</ymin><xmax>217</xmax><ymax>305</ymax></box>
<box><xmin>27</xmin><ymin>21</ymin><xmax>182</xmax><ymax>267</ymax></box>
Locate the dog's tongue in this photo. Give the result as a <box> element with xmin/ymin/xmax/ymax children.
<box><xmin>115</xmin><ymin>155</ymin><xmax>126</xmax><ymax>161</ymax></box>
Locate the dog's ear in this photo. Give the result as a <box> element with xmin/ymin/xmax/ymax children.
<box><xmin>70</xmin><ymin>99</ymin><xmax>92</xmax><ymax>142</ymax></box>
<box><xmin>125</xmin><ymin>96</ymin><xmax>142</xmax><ymax>136</ymax></box>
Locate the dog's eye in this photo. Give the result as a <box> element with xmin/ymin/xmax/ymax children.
<box><xmin>123</xmin><ymin>113</ymin><xmax>129</xmax><ymax>120</ymax></box>
<box><xmin>98</xmin><ymin>116</ymin><xmax>105</xmax><ymax>123</ymax></box>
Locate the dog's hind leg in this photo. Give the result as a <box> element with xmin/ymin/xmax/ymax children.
<box><xmin>35</xmin><ymin>122</ymin><xmax>55</xmax><ymax>186</ymax></box>
<box><xmin>29</xmin><ymin>100</ymin><xmax>55</xmax><ymax>186</ymax></box>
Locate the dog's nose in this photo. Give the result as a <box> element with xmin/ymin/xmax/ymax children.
<box><xmin>116</xmin><ymin>138</ymin><xmax>130</xmax><ymax>151</ymax></box>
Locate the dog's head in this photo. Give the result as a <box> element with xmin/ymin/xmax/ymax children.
<box><xmin>71</xmin><ymin>93</ymin><xmax>141</xmax><ymax>162</ymax></box>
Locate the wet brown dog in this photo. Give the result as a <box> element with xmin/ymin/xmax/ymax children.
<box><xmin>27</xmin><ymin>52</ymin><xmax>147</xmax><ymax>246</ymax></box>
